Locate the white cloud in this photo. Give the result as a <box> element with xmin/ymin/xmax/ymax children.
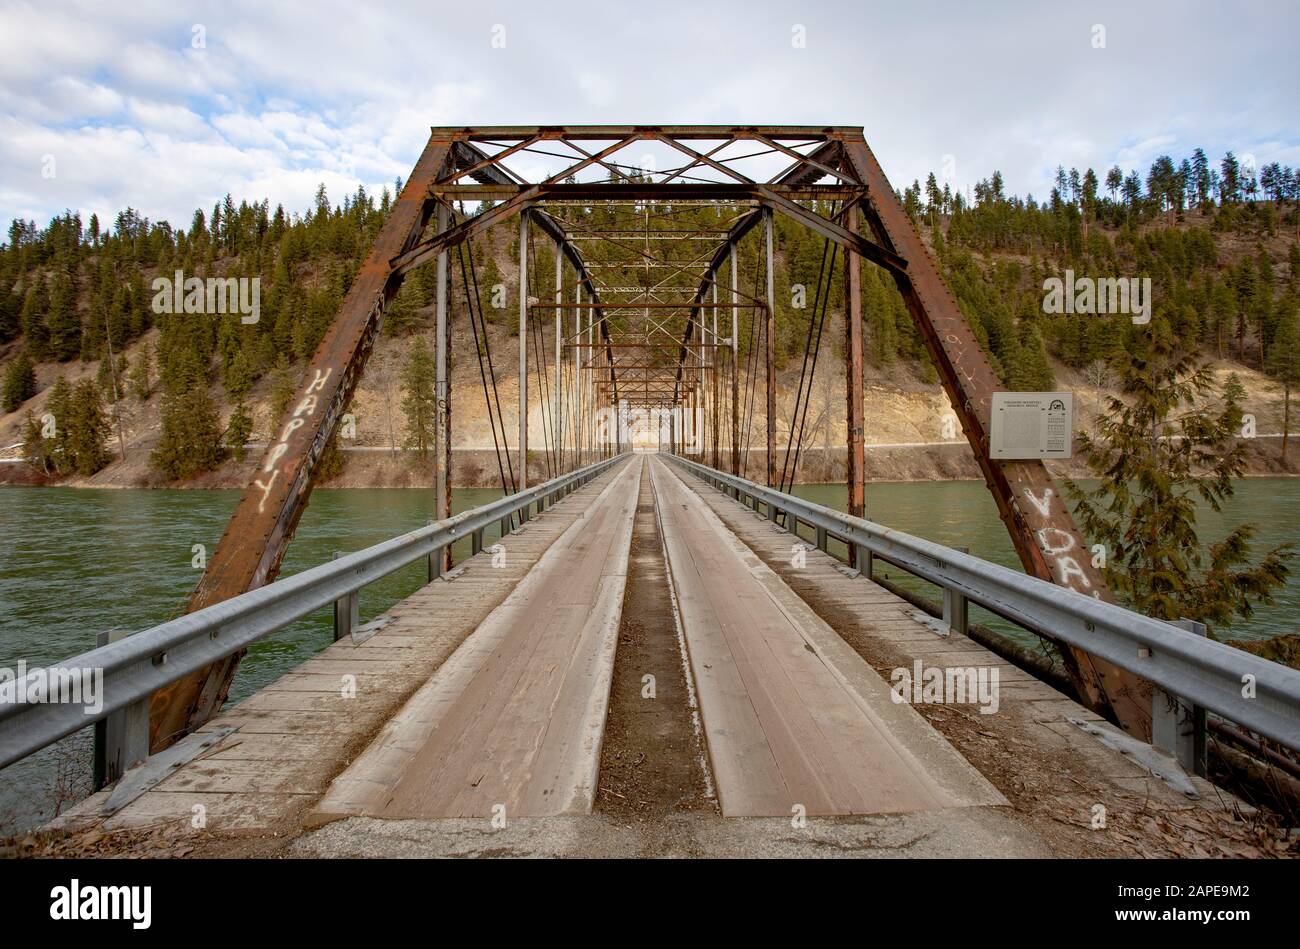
<box><xmin>1</xmin><ymin>0</ymin><xmax>1297</xmax><ymax>231</ymax></box>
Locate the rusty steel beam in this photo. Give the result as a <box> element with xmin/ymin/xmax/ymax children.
<box><xmin>148</xmin><ymin>134</ymin><xmax>457</xmax><ymax>750</ymax></box>
<box><xmin>844</xmin><ymin>205</ymin><xmax>866</xmax><ymax>534</ymax></box>
<box><xmin>754</xmin><ymin>186</ymin><xmax>906</xmax><ymax>276</ymax></box>
<box><xmin>838</xmin><ymin>135</ymin><xmax>1149</xmax><ymax>737</ymax></box>
<box><xmin>452</xmin><ymin>125</ymin><xmax>856</xmax><ymax>141</ymax></box>
<box><xmin>764</xmin><ymin>207</ymin><xmax>776</xmax><ymax>487</ymax></box>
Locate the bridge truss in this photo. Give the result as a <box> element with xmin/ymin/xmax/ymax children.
<box><xmin>149</xmin><ymin>126</ymin><xmax>1150</xmax><ymax>750</ymax></box>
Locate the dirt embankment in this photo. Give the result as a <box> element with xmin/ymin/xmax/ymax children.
<box><xmin>2</xmin><ymin>320</ymin><xmax>1297</xmax><ymax>490</ymax></box>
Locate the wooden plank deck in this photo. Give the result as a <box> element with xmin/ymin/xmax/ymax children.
<box><xmin>53</xmin><ymin>460</ymin><xmax>635</xmax><ymax>835</ymax></box>
<box><xmin>651</xmin><ymin>456</ymin><xmax>1004</xmax><ymax>817</ymax></box>
<box><xmin>312</xmin><ymin>456</ymin><xmax>642</xmax><ymax>820</ymax></box>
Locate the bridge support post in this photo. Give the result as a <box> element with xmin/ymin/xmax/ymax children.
<box><xmin>942</xmin><ymin>547</ymin><xmax>969</xmax><ymax>636</ymax></box>
<box><xmin>333</xmin><ymin>551</ymin><xmax>360</xmax><ymax>639</ymax></box>
<box><xmin>764</xmin><ymin>207</ymin><xmax>776</xmax><ymax>488</ymax></box>
<box><xmin>435</xmin><ymin>204</ymin><xmax>452</xmax><ymax>573</ymax></box>
<box><xmin>855</xmin><ymin>543</ymin><xmax>873</xmax><ymax>579</ymax></box>
<box><xmin>844</xmin><ymin>205</ymin><xmax>866</xmax><ymax>566</ymax></box>
<box><xmin>942</xmin><ymin>586</ymin><xmax>968</xmax><ymax>637</ymax></box>
<box><xmin>519</xmin><ymin>210</ymin><xmax>529</xmax><ymax>493</ymax></box>
<box><xmin>712</xmin><ymin>283</ymin><xmax>720</xmax><ymax>470</ymax></box>
<box><xmin>556</xmin><ymin>245</ymin><xmax>564</xmax><ymax>472</ymax></box>
<box><xmin>1152</xmin><ymin>619</ymin><xmax>1208</xmax><ymax>776</ymax></box>
<box><xmin>93</xmin><ymin>629</ymin><xmax>149</xmax><ymax>789</ymax></box>
<box><xmin>730</xmin><ymin>247</ymin><xmax>740</xmax><ymax>476</ymax></box>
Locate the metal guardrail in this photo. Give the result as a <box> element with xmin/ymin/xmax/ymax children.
<box><xmin>666</xmin><ymin>454</ymin><xmax>1300</xmax><ymax>755</ymax></box>
<box><xmin>0</xmin><ymin>454</ymin><xmax>628</xmax><ymax>771</ymax></box>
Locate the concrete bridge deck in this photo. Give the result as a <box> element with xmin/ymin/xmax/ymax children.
<box><xmin>46</xmin><ymin>453</ymin><xmax>1256</xmax><ymax>859</ymax></box>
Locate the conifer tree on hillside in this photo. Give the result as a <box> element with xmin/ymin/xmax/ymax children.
<box><xmin>46</xmin><ymin>273</ymin><xmax>80</xmax><ymax>361</ymax></box>
<box><xmin>128</xmin><ymin>342</ymin><xmax>152</xmax><ymax>400</ymax></box>
<box><xmin>224</xmin><ymin>348</ymin><xmax>254</xmax><ymax>462</ymax></box>
<box><xmin>402</xmin><ymin>336</ymin><xmax>437</xmax><ymax>462</ymax></box>
<box><xmin>1266</xmin><ymin>306</ymin><xmax>1300</xmax><ymax>460</ymax></box>
<box><xmin>2</xmin><ymin>349</ymin><xmax>37</xmax><ymax>412</ymax></box>
<box><xmin>1066</xmin><ymin>321</ymin><xmax>1291</xmax><ymax>628</ymax></box>
<box><xmin>20</xmin><ymin>277</ymin><xmax>50</xmax><ymax>360</ymax></box>
<box><xmin>150</xmin><ymin>348</ymin><xmax>225</xmax><ymax>480</ymax></box>
<box><xmin>64</xmin><ymin>379</ymin><xmax>111</xmax><ymax>476</ymax></box>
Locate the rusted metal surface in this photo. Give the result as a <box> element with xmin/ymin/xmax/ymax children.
<box><xmin>844</xmin><ymin>205</ymin><xmax>866</xmax><ymax>534</ymax></box>
<box><xmin>148</xmin><ymin>135</ymin><xmax>456</xmax><ymax>750</ymax></box>
<box><xmin>763</xmin><ymin>208</ymin><xmax>776</xmax><ymax>487</ymax></box>
<box><xmin>838</xmin><ymin>135</ymin><xmax>1148</xmax><ymax>736</ymax></box>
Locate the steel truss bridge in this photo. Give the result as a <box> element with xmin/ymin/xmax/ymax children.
<box><xmin>149</xmin><ymin>126</ymin><xmax>1145</xmax><ymax>746</ymax></box>
<box><xmin>4</xmin><ymin>128</ymin><xmax>1298</xmax><ymax>852</ymax></box>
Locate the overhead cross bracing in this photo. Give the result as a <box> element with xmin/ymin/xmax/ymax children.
<box><xmin>148</xmin><ymin>126</ymin><xmax>1152</xmax><ymax>764</ymax></box>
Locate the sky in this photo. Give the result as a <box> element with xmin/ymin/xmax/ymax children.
<box><xmin>1</xmin><ymin>0</ymin><xmax>1298</xmax><ymax>232</ymax></box>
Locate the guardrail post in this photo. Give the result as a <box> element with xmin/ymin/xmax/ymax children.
<box><xmin>1151</xmin><ymin>618</ymin><xmax>1208</xmax><ymax>777</ymax></box>
<box><xmin>767</xmin><ymin>500</ymin><xmax>778</xmax><ymax>523</ymax></box>
<box><xmin>333</xmin><ymin>551</ymin><xmax>360</xmax><ymax>640</ymax></box>
<box><xmin>93</xmin><ymin>629</ymin><xmax>150</xmax><ymax>789</ymax></box>
<box><xmin>855</xmin><ymin>543</ymin><xmax>873</xmax><ymax>579</ymax></box>
<box><xmin>815</xmin><ymin>525</ymin><xmax>828</xmax><ymax>552</ymax></box>
<box><xmin>472</xmin><ymin>528</ymin><xmax>484</xmax><ymax>556</ymax></box>
<box><xmin>942</xmin><ymin>548</ymin><xmax>969</xmax><ymax>636</ymax></box>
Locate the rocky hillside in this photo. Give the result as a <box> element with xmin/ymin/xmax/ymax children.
<box><xmin>2</xmin><ymin>173</ymin><xmax>1298</xmax><ymax>489</ymax></box>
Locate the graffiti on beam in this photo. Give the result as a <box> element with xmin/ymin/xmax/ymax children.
<box><xmin>253</xmin><ymin>367</ymin><xmax>334</xmax><ymax>514</ymax></box>
<box><xmin>1021</xmin><ymin>486</ymin><xmax>1098</xmax><ymax>597</ymax></box>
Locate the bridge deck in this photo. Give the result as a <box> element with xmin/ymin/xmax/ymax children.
<box><xmin>314</xmin><ymin>459</ymin><xmax>639</xmax><ymax>819</ymax></box>
<box><xmin>650</xmin><ymin>456</ymin><xmax>1001</xmax><ymax>816</ymax></box>
<box><xmin>52</xmin><ymin>453</ymin><xmax>1241</xmax><ymax>857</ymax></box>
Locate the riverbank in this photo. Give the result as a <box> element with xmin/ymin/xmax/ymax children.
<box><xmin>3</xmin><ymin>435</ymin><xmax>1296</xmax><ymax>489</ymax></box>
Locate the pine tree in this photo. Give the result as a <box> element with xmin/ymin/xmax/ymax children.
<box><xmin>226</xmin><ymin>403</ymin><xmax>253</xmax><ymax>462</ymax></box>
<box><xmin>1008</xmin><ymin>323</ymin><xmax>1055</xmax><ymax>390</ymax></box>
<box><xmin>151</xmin><ymin>348</ymin><xmax>225</xmax><ymax>480</ymax></box>
<box><xmin>46</xmin><ymin>273</ymin><xmax>80</xmax><ymax>361</ymax></box>
<box><xmin>1266</xmin><ymin>306</ymin><xmax>1300</xmax><ymax>460</ymax></box>
<box><xmin>128</xmin><ymin>342</ymin><xmax>152</xmax><ymax>400</ymax></box>
<box><xmin>402</xmin><ymin>336</ymin><xmax>437</xmax><ymax>460</ymax></box>
<box><xmin>268</xmin><ymin>357</ymin><xmax>296</xmax><ymax>423</ymax></box>
<box><xmin>64</xmin><ymin>379</ymin><xmax>111</xmax><ymax>476</ymax></box>
<box><xmin>1065</xmin><ymin>321</ymin><xmax>1291</xmax><ymax>628</ymax></box>
<box><xmin>2</xmin><ymin>349</ymin><xmax>37</xmax><ymax>413</ymax></box>
<box><xmin>43</xmin><ymin>376</ymin><xmax>73</xmax><ymax>473</ymax></box>
<box><xmin>20</xmin><ymin>277</ymin><xmax>50</xmax><ymax>360</ymax></box>
<box><xmin>151</xmin><ymin>386</ymin><xmax>226</xmax><ymax>479</ymax></box>
<box><xmin>223</xmin><ymin>348</ymin><xmax>254</xmax><ymax>461</ymax></box>
<box><xmin>22</xmin><ymin>410</ymin><xmax>53</xmax><ymax>474</ymax></box>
